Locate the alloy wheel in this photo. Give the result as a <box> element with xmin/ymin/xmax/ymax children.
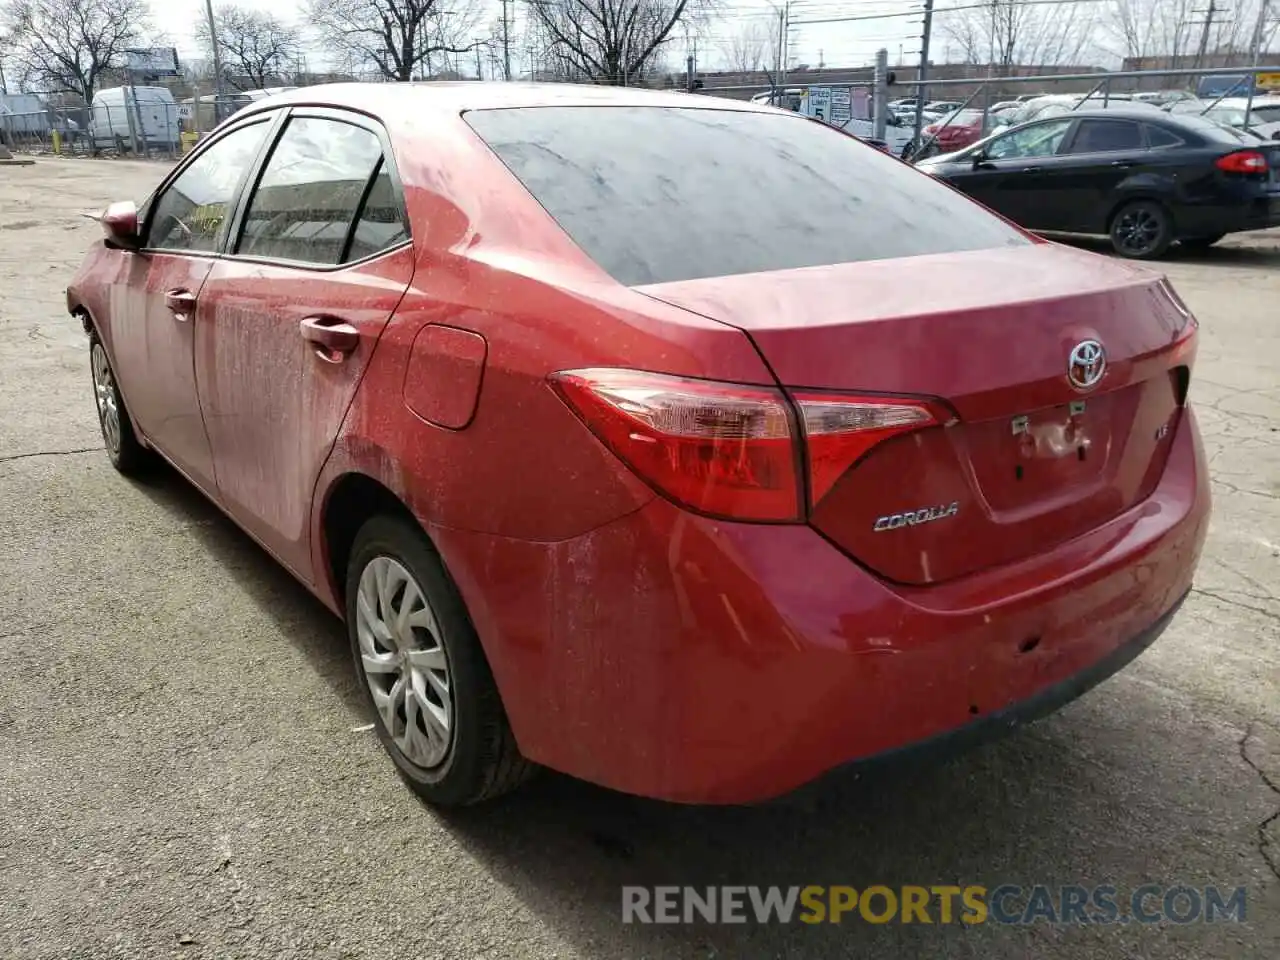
<box><xmin>356</xmin><ymin>556</ymin><xmax>453</xmax><ymax>769</ymax></box>
<box><xmin>91</xmin><ymin>343</ymin><xmax>121</xmax><ymax>457</ymax></box>
<box><xmin>1114</xmin><ymin>206</ymin><xmax>1163</xmax><ymax>257</ymax></box>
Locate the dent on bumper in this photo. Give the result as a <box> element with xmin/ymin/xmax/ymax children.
<box><xmin>433</xmin><ymin>407</ymin><xmax>1210</xmax><ymax>804</ymax></box>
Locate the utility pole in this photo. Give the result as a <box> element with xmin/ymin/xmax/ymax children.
<box><xmin>501</xmin><ymin>0</ymin><xmax>512</xmax><ymax>79</ymax></box>
<box><xmin>873</xmin><ymin>47</ymin><xmax>888</xmax><ymax>140</ymax></box>
<box><xmin>203</xmin><ymin>0</ymin><xmax>226</xmax><ymax>121</ymax></box>
<box><xmin>475</xmin><ymin>41</ymin><xmax>483</xmax><ymax>80</ymax></box>
<box><xmin>1193</xmin><ymin>0</ymin><xmax>1218</xmax><ymax>70</ymax></box>
<box><xmin>686</xmin><ymin>53</ymin><xmax>695</xmax><ymax>93</ymax></box>
<box><xmin>913</xmin><ymin>0</ymin><xmax>934</xmax><ymax>148</ymax></box>
<box><xmin>775</xmin><ymin>2</ymin><xmax>789</xmax><ymax>103</ymax></box>
<box><xmin>1244</xmin><ymin>0</ymin><xmax>1271</xmax><ymax>126</ymax></box>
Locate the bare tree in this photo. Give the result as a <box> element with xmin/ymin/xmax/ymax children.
<box><xmin>197</xmin><ymin>4</ymin><xmax>299</xmax><ymax>91</ymax></box>
<box><xmin>2</xmin><ymin>0</ymin><xmax>150</xmax><ymax>101</ymax></box>
<box><xmin>940</xmin><ymin>0</ymin><xmax>1095</xmax><ymax>71</ymax></box>
<box><xmin>306</xmin><ymin>0</ymin><xmax>482</xmax><ymax>82</ymax></box>
<box><xmin>523</xmin><ymin>0</ymin><xmax>707</xmax><ymax>85</ymax></box>
<box><xmin>719</xmin><ymin>18</ymin><xmax>775</xmax><ymax>75</ymax></box>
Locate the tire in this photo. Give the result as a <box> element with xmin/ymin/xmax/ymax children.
<box><xmin>345</xmin><ymin>514</ymin><xmax>535</xmax><ymax>806</ymax></box>
<box><xmin>1109</xmin><ymin>200</ymin><xmax>1173</xmax><ymax>259</ymax></box>
<box><xmin>1181</xmin><ymin>234</ymin><xmax>1224</xmax><ymax>250</ymax></box>
<box><xmin>89</xmin><ymin>334</ymin><xmax>150</xmax><ymax>475</ymax></box>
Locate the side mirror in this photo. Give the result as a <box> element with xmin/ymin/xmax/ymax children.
<box><xmin>101</xmin><ymin>201</ymin><xmax>140</xmax><ymax>251</ymax></box>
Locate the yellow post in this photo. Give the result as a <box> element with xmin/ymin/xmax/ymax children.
<box><xmin>51</xmin><ymin>129</ymin><xmax>62</xmax><ymax>154</ymax></box>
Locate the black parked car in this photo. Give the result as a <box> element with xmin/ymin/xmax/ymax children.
<box><xmin>914</xmin><ymin>108</ymin><xmax>1280</xmax><ymax>258</ymax></box>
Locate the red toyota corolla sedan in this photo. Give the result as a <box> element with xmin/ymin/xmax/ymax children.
<box><xmin>67</xmin><ymin>84</ymin><xmax>1209</xmax><ymax>806</ymax></box>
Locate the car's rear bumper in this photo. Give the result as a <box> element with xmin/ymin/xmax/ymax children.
<box><xmin>1178</xmin><ymin>193</ymin><xmax>1280</xmax><ymax>236</ymax></box>
<box><xmin>433</xmin><ymin>406</ymin><xmax>1210</xmax><ymax>804</ymax></box>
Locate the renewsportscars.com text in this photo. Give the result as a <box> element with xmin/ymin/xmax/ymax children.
<box><xmin>621</xmin><ymin>884</ymin><xmax>1248</xmax><ymax>925</ymax></box>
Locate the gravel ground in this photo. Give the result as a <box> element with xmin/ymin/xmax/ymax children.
<box><xmin>1</xmin><ymin>158</ymin><xmax>1277</xmax><ymax>959</ymax></box>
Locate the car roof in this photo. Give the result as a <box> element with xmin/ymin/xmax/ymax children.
<box><xmin>1214</xmin><ymin>95</ymin><xmax>1280</xmax><ymax>107</ymax></box>
<box><xmin>252</xmin><ymin>82</ymin><xmax>775</xmax><ymax>117</ymax></box>
<box><xmin>1017</xmin><ymin>105</ymin><xmax>1168</xmax><ymax>122</ymax></box>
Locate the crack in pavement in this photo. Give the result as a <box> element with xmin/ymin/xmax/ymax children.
<box><xmin>0</xmin><ymin>446</ymin><xmax>102</xmax><ymax>464</ymax></box>
<box><xmin>1238</xmin><ymin>722</ymin><xmax>1280</xmax><ymax>882</ymax></box>
<box><xmin>1191</xmin><ymin>587</ymin><xmax>1280</xmax><ymax>623</ymax></box>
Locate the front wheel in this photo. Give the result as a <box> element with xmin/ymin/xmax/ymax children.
<box><xmin>1109</xmin><ymin>200</ymin><xmax>1173</xmax><ymax>259</ymax></box>
<box><xmin>345</xmin><ymin>515</ymin><xmax>535</xmax><ymax>805</ymax></box>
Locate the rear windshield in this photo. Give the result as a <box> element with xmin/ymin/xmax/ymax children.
<box><xmin>465</xmin><ymin>106</ymin><xmax>1028</xmax><ymax>286</ymax></box>
<box><xmin>1168</xmin><ymin>113</ymin><xmax>1258</xmax><ymax>144</ymax></box>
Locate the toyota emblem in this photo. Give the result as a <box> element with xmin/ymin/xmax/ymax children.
<box><xmin>1067</xmin><ymin>339</ymin><xmax>1106</xmax><ymax>390</ymax></box>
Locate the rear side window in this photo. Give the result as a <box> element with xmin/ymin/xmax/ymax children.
<box><xmin>1145</xmin><ymin>125</ymin><xmax>1184</xmax><ymax>148</ymax></box>
<box><xmin>465</xmin><ymin>107</ymin><xmax>1028</xmax><ymax>285</ymax></box>
<box><xmin>1065</xmin><ymin>119</ymin><xmax>1144</xmax><ymax>154</ymax></box>
<box><xmin>346</xmin><ymin>162</ymin><xmax>410</xmax><ymax>262</ymax></box>
<box><xmin>148</xmin><ymin>121</ymin><xmax>271</xmax><ymax>252</ymax></box>
<box><xmin>237</xmin><ymin>117</ymin><xmax>399</xmax><ymax>265</ymax></box>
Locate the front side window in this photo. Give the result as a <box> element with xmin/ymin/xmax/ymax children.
<box><xmin>1065</xmin><ymin>119</ymin><xmax>1144</xmax><ymax>154</ymax></box>
<box><xmin>237</xmin><ymin>117</ymin><xmax>385</xmax><ymax>265</ymax></box>
<box><xmin>986</xmin><ymin>118</ymin><xmax>1074</xmax><ymax>160</ymax></box>
<box><xmin>148</xmin><ymin>121</ymin><xmax>271</xmax><ymax>252</ymax></box>
<box><xmin>465</xmin><ymin>106</ymin><xmax>1028</xmax><ymax>286</ymax></box>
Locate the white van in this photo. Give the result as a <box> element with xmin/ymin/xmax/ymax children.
<box><xmin>90</xmin><ymin>86</ymin><xmax>180</xmax><ymax>153</ymax></box>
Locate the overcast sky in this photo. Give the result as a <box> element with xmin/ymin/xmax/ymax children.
<box><xmin>150</xmin><ymin>0</ymin><xmax>927</xmax><ymax>77</ymax></box>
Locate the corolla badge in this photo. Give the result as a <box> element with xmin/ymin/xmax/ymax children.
<box><xmin>873</xmin><ymin>502</ymin><xmax>959</xmax><ymax>532</ymax></box>
<box><xmin>1068</xmin><ymin>339</ymin><xmax>1106</xmax><ymax>390</ymax></box>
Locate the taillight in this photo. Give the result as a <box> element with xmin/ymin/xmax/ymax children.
<box><xmin>794</xmin><ymin>394</ymin><xmax>939</xmax><ymax>507</ymax></box>
<box><xmin>550</xmin><ymin>369</ymin><xmax>801</xmax><ymax>521</ymax></box>
<box><xmin>550</xmin><ymin>368</ymin><xmax>943</xmax><ymax>521</ymax></box>
<box><xmin>1215</xmin><ymin>150</ymin><xmax>1268</xmax><ymax>174</ymax></box>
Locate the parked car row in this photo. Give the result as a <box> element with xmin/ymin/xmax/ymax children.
<box><xmin>915</xmin><ymin>107</ymin><xmax>1280</xmax><ymax>258</ymax></box>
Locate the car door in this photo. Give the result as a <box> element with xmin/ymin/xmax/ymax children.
<box><xmin>194</xmin><ymin>110</ymin><xmax>415</xmax><ymax>581</ymax></box>
<box><xmin>113</xmin><ymin>116</ymin><xmax>276</xmax><ymax>494</ymax></box>
<box><xmin>1049</xmin><ymin>118</ymin><xmax>1150</xmax><ymax>233</ymax></box>
<box><xmin>946</xmin><ymin>118</ymin><xmax>1075</xmax><ymax>228</ymax></box>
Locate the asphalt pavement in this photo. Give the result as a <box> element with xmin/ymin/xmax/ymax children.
<box><xmin>1</xmin><ymin>158</ymin><xmax>1277</xmax><ymax>959</ymax></box>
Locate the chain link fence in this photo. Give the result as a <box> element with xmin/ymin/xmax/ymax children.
<box><xmin>0</xmin><ymin>99</ymin><xmax>197</xmax><ymax>160</ymax></box>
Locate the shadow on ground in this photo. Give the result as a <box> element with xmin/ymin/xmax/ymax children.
<box><xmin>128</xmin><ymin>460</ymin><xmax>366</xmax><ymax>718</ymax></box>
<box><xmin>1051</xmin><ymin>233</ymin><xmax>1280</xmax><ymax>271</ymax></box>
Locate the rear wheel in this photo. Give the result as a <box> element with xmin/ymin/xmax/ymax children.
<box><xmin>89</xmin><ymin>335</ymin><xmax>149</xmax><ymax>475</ymax></box>
<box><xmin>1181</xmin><ymin>234</ymin><xmax>1224</xmax><ymax>250</ymax></box>
<box><xmin>345</xmin><ymin>515</ymin><xmax>534</xmax><ymax>805</ymax></box>
<box><xmin>1109</xmin><ymin>200</ymin><xmax>1173</xmax><ymax>259</ymax></box>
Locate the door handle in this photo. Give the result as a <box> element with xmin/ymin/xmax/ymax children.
<box><xmin>164</xmin><ymin>289</ymin><xmax>197</xmax><ymax>320</ymax></box>
<box><xmin>1110</xmin><ymin>160</ymin><xmax>1135</xmax><ymax>168</ymax></box>
<box><xmin>300</xmin><ymin>316</ymin><xmax>360</xmax><ymax>361</ymax></box>
<box><xmin>1020</xmin><ymin>166</ymin><xmax>1040</xmax><ymax>174</ymax></box>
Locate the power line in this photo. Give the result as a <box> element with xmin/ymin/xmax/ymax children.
<box><xmin>792</xmin><ymin>0</ymin><xmax>1108</xmax><ymax>26</ymax></box>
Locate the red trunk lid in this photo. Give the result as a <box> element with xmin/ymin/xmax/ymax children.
<box><xmin>637</xmin><ymin>244</ymin><xmax>1196</xmax><ymax>585</ymax></box>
